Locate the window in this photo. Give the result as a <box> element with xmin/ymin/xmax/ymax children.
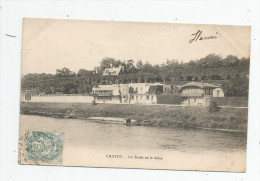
<box><xmin>194</xmin><ymin>98</ymin><xmax>196</xmax><ymax>103</ymax></box>
<box><xmin>136</xmin><ymin>95</ymin><xmax>138</xmax><ymax>100</ymax></box>
<box><xmin>207</xmin><ymin>89</ymin><xmax>211</xmax><ymax>95</ymax></box>
<box><xmin>151</xmin><ymin>95</ymin><xmax>154</xmax><ymax>101</ymax></box>
<box><xmin>205</xmin><ymin>89</ymin><xmax>211</xmax><ymax>95</ymax></box>
<box><xmin>146</xmin><ymin>95</ymin><xmax>149</xmax><ymax>100</ymax></box>
<box><xmin>136</xmin><ymin>87</ymin><xmax>138</xmax><ymax>93</ymax></box>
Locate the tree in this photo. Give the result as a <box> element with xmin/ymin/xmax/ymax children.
<box><xmin>64</xmin><ymin>82</ymin><xmax>78</xmax><ymax>94</ymax></box>
<box><xmin>196</xmin><ymin>54</ymin><xmax>222</xmax><ymax>68</ymax></box>
<box><xmin>78</xmin><ymin>69</ymin><xmax>90</xmax><ymax>76</ymax></box>
<box><xmin>208</xmin><ymin>101</ymin><xmax>220</xmax><ymax>112</ymax></box>
<box><xmin>126</xmin><ymin>59</ymin><xmax>135</xmax><ymax>73</ymax></box>
<box><xmin>222</xmin><ymin>75</ymin><xmax>249</xmax><ymax>97</ymax></box>
<box><xmin>136</xmin><ymin>60</ymin><xmax>144</xmax><ymax>69</ymax></box>
<box><xmin>224</xmin><ymin>55</ymin><xmax>240</xmax><ymax>67</ymax></box>
<box><xmin>99</xmin><ymin>57</ymin><xmax>122</xmax><ymax>71</ymax></box>
<box><xmin>142</xmin><ymin>61</ymin><xmax>153</xmax><ymax>73</ymax></box>
<box><xmin>94</xmin><ymin>66</ymin><xmax>102</xmax><ymax>74</ymax></box>
<box><xmin>44</xmin><ymin>87</ymin><xmax>53</xmax><ymax>94</ymax></box>
<box><xmin>56</xmin><ymin>67</ymin><xmax>74</xmax><ymax>76</ymax></box>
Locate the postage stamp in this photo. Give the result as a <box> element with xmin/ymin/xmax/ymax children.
<box><xmin>19</xmin><ymin>131</ymin><xmax>64</xmax><ymax>165</ymax></box>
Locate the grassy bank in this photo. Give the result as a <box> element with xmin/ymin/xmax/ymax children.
<box><xmin>20</xmin><ymin>102</ymin><xmax>248</xmax><ymax>131</ymax></box>
<box><xmin>212</xmin><ymin>97</ymin><xmax>248</xmax><ymax>107</ymax></box>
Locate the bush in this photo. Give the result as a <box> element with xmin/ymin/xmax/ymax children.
<box><xmin>212</xmin><ymin>97</ymin><xmax>248</xmax><ymax>107</ymax></box>
<box><xmin>208</xmin><ymin>101</ymin><xmax>220</xmax><ymax>112</ymax></box>
<box><xmin>92</xmin><ymin>98</ymin><xmax>97</xmax><ymax>105</ymax></box>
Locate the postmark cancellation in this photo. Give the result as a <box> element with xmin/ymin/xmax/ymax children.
<box><xmin>19</xmin><ymin>131</ymin><xmax>64</xmax><ymax>165</ymax></box>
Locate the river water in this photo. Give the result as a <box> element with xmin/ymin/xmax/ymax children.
<box><xmin>19</xmin><ymin>115</ymin><xmax>247</xmax><ymax>171</ymax></box>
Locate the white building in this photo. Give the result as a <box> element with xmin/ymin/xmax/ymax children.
<box><xmin>92</xmin><ymin>83</ymin><xmax>164</xmax><ymax>104</ymax></box>
<box><xmin>102</xmin><ymin>66</ymin><xmax>124</xmax><ymax>76</ymax></box>
<box><xmin>213</xmin><ymin>88</ymin><xmax>225</xmax><ymax>97</ymax></box>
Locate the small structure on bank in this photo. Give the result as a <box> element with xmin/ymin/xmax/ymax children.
<box><xmin>213</xmin><ymin>87</ymin><xmax>225</xmax><ymax>97</ymax></box>
<box><xmin>180</xmin><ymin>82</ymin><xmax>220</xmax><ymax>106</ymax></box>
<box><xmin>20</xmin><ymin>90</ymin><xmax>37</xmax><ymax>102</ymax></box>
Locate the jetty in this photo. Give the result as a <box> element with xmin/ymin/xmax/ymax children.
<box><xmin>88</xmin><ymin>117</ymin><xmax>137</xmax><ymax>124</ymax></box>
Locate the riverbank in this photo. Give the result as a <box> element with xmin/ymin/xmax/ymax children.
<box><xmin>20</xmin><ymin>102</ymin><xmax>248</xmax><ymax>131</ymax></box>
<box><xmin>20</xmin><ymin>114</ymin><xmax>247</xmax><ymax>172</ymax></box>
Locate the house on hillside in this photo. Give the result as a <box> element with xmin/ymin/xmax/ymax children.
<box><xmin>180</xmin><ymin>82</ymin><xmax>218</xmax><ymax>106</ymax></box>
<box><xmin>103</xmin><ymin>66</ymin><xmax>124</xmax><ymax>76</ymax></box>
<box><xmin>92</xmin><ymin>83</ymin><xmax>164</xmax><ymax>104</ymax></box>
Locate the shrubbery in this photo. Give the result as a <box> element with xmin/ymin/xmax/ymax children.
<box><xmin>208</xmin><ymin>101</ymin><xmax>220</xmax><ymax>112</ymax></box>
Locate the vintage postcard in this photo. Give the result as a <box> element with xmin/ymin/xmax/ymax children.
<box><xmin>19</xmin><ymin>18</ymin><xmax>250</xmax><ymax>172</ymax></box>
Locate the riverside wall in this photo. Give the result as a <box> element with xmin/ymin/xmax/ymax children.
<box><xmin>22</xmin><ymin>95</ymin><xmax>94</xmax><ymax>103</ymax></box>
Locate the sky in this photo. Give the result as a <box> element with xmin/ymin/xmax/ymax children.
<box><xmin>21</xmin><ymin>18</ymin><xmax>251</xmax><ymax>75</ymax></box>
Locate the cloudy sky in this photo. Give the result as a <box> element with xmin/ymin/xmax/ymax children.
<box><xmin>22</xmin><ymin>18</ymin><xmax>251</xmax><ymax>75</ymax></box>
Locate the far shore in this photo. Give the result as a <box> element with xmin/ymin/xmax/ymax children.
<box><xmin>20</xmin><ymin>102</ymin><xmax>248</xmax><ymax>132</ymax></box>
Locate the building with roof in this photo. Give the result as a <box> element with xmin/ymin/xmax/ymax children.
<box><xmin>92</xmin><ymin>83</ymin><xmax>164</xmax><ymax>104</ymax></box>
<box><xmin>180</xmin><ymin>82</ymin><xmax>219</xmax><ymax>106</ymax></box>
<box><xmin>102</xmin><ymin>66</ymin><xmax>124</xmax><ymax>76</ymax></box>
<box><xmin>213</xmin><ymin>87</ymin><xmax>225</xmax><ymax>97</ymax></box>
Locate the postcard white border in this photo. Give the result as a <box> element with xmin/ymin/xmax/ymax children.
<box><xmin>0</xmin><ymin>1</ymin><xmax>259</xmax><ymax>181</ymax></box>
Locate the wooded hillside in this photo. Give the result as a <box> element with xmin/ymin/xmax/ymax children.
<box><xmin>21</xmin><ymin>54</ymin><xmax>250</xmax><ymax>97</ymax></box>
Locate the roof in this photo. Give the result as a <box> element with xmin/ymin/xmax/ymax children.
<box><xmin>147</xmin><ymin>85</ymin><xmax>163</xmax><ymax>94</ymax></box>
<box><xmin>181</xmin><ymin>92</ymin><xmax>204</xmax><ymax>97</ymax></box>
<box><xmin>93</xmin><ymin>84</ymin><xmax>119</xmax><ymax>90</ymax></box>
<box><xmin>213</xmin><ymin>88</ymin><xmax>223</xmax><ymax>91</ymax></box>
<box><xmin>180</xmin><ymin>82</ymin><xmax>217</xmax><ymax>89</ymax></box>
<box><xmin>103</xmin><ymin>66</ymin><xmax>123</xmax><ymax>76</ymax></box>
<box><xmin>147</xmin><ymin>82</ymin><xmax>164</xmax><ymax>86</ymax></box>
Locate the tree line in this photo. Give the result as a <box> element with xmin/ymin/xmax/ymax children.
<box><xmin>21</xmin><ymin>54</ymin><xmax>250</xmax><ymax>97</ymax></box>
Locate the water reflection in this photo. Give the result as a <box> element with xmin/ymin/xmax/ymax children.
<box><xmin>20</xmin><ymin>115</ymin><xmax>247</xmax><ymax>153</ymax></box>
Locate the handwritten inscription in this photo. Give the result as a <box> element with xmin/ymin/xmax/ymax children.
<box><xmin>189</xmin><ymin>30</ymin><xmax>218</xmax><ymax>43</ymax></box>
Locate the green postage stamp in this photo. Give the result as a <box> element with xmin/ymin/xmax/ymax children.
<box><xmin>19</xmin><ymin>131</ymin><xmax>64</xmax><ymax>165</ymax></box>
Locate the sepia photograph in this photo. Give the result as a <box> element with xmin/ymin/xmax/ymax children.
<box><xmin>19</xmin><ymin>18</ymin><xmax>250</xmax><ymax>172</ymax></box>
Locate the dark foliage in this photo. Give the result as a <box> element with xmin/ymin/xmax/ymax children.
<box><xmin>208</xmin><ymin>101</ymin><xmax>220</xmax><ymax>112</ymax></box>
<box><xmin>64</xmin><ymin>83</ymin><xmax>78</xmax><ymax>94</ymax></box>
<box><xmin>222</xmin><ymin>75</ymin><xmax>249</xmax><ymax>97</ymax></box>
